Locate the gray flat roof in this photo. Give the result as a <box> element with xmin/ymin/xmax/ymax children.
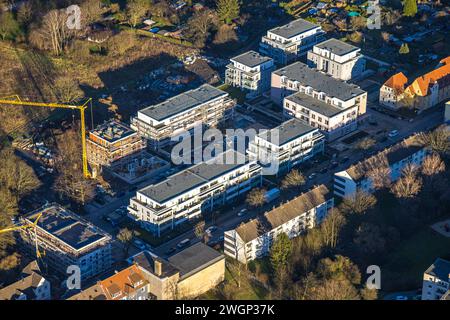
<box><xmin>425</xmin><ymin>258</ymin><xmax>450</xmax><ymax>280</ymax></box>
<box><xmin>26</xmin><ymin>205</ymin><xmax>110</xmax><ymax>251</ymax></box>
<box><xmin>168</xmin><ymin>242</ymin><xmax>224</xmax><ymax>278</ymax></box>
<box><xmin>315</xmin><ymin>38</ymin><xmax>359</xmax><ymax>56</ymax></box>
<box><xmin>260</xmin><ymin>118</ymin><xmax>317</xmax><ymax>145</ymax></box>
<box><xmin>231</xmin><ymin>50</ymin><xmax>273</xmax><ymax>68</ymax></box>
<box><xmin>139</xmin><ymin>150</ymin><xmax>249</xmax><ymax>203</ymax></box>
<box><xmin>274</xmin><ymin>62</ymin><xmax>366</xmax><ymax>101</ymax></box>
<box><xmin>138</xmin><ymin>84</ymin><xmax>227</xmax><ymax>121</ymax></box>
<box><xmin>285</xmin><ymin>92</ymin><xmax>345</xmax><ymax>117</ymax></box>
<box><xmin>90</xmin><ymin>120</ymin><xmax>136</xmax><ymax>143</ymax></box>
<box><xmin>269</xmin><ymin>18</ymin><xmax>320</xmax><ymax>39</ymax></box>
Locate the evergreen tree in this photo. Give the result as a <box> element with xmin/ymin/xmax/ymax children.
<box><xmin>217</xmin><ymin>0</ymin><xmax>240</xmax><ymax>24</ymax></box>
<box><xmin>269</xmin><ymin>232</ymin><xmax>292</xmax><ymax>273</ymax></box>
<box><xmin>403</xmin><ymin>0</ymin><xmax>417</xmax><ymax>17</ymax></box>
<box><xmin>399</xmin><ymin>43</ymin><xmax>410</xmax><ymax>54</ymax></box>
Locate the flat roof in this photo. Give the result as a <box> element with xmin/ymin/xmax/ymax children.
<box><xmin>139</xmin><ymin>150</ymin><xmax>249</xmax><ymax>203</ymax></box>
<box><xmin>138</xmin><ymin>84</ymin><xmax>228</xmax><ymax>121</ymax></box>
<box><xmin>425</xmin><ymin>258</ymin><xmax>450</xmax><ymax>280</ymax></box>
<box><xmin>89</xmin><ymin>120</ymin><xmax>136</xmax><ymax>143</ymax></box>
<box><xmin>315</xmin><ymin>38</ymin><xmax>359</xmax><ymax>56</ymax></box>
<box><xmin>260</xmin><ymin>118</ymin><xmax>318</xmax><ymax>146</ymax></box>
<box><xmin>269</xmin><ymin>18</ymin><xmax>320</xmax><ymax>39</ymax></box>
<box><xmin>25</xmin><ymin>205</ymin><xmax>110</xmax><ymax>251</ymax></box>
<box><xmin>168</xmin><ymin>242</ymin><xmax>224</xmax><ymax>278</ymax></box>
<box><xmin>285</xmin><ymin>92</ymin><xmax>345</xmax><ymax>117</ymax></box>
<box><xmin>231</xmin><ymin>50</ymin><xmax>273</xmax><ymax>68</ymax></box>
<box><xmin>274</xmin><ymin>62</ymin><xmax>366</xmax><ymax>101</ymax></box>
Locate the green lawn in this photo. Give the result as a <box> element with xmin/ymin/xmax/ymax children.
<box><xmin>217</xmin><ymin>84</ymin><xmax>247</xmax><ymax>105</ymax></box>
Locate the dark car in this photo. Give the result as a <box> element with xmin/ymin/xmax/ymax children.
<box><xmin>165</xmin><ymin>247</ymin><xmax>177</xmax><ymax>256</ymax></box>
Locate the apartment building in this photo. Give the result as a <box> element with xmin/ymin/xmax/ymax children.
<box><xmin>128</xmin><ymin>150</ymin><xmax>262</xmax><ymax>236</ymax></box>
<box><xmin>131</xmin><ymin>84</ymin><xmax>235</xmax><ymax>150</ymax></box>
<box><xmin>333</xmin><ymin>134</ymin><xmax>427</xmax><ymax>198</ymax></box>
<box><xmin>247</xmin><ymin>118</ymin><xmax>325</xmax><ymax>175</ymax></box>
<box><xmin>380</xmin><ymin>57</ymin><xmax>450</xmax><ymax>111</ymax></box>
<box><xmin>68</xmin><ymin>265</ymin><xmax>149</xmax><ymax>300</ymax></box>
<box><xmin>19</xmin><ymin>204</ymin><xmax>112</xmax><ymax>281</ymax></box>
<box><xmin>307</xmin><ymin>38</ymin><xmax>365</xmax><ymax>81</ymax></box>
<box><xmin>0</xmin><ymin>261</ymin><xmax>51</xmax><ymax>300</ymax></box>
<box><xmin>86</xmin><ymin>120</ymin><xmax>147</xmax><ymax>173</ymax></box>
<box><xmin>422</xmin><ymin>258</ymin><xmax>450</xmax><ymax>300</ymax></box>
<box><xmin>225</xmin><ymin>51</ymin><xmax>275</xmax><ymax>97</ymax></box>
<box><xmin>259</xmin><ymin>18</ymin><xmax>325</xmax><ymax>65</ymax></box>
<box><xmin>129</xmin><ymin>243</ymin><xmax>225</xmax><ymax>299</ymax></box>
<box><xmin>224</xmin><ymin>185</ymin><xmax>333</xmax><ymax>263</ymax></box>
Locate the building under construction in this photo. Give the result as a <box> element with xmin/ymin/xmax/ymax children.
<box><xmin>86</xmin><ymin>120</ymin><xmax>147</xmax><ymax>176</ymax></box>
<box><xmin>19</xmin><ymin>204</ymin><xmax>112</xmax><ymax>281</ymax></box>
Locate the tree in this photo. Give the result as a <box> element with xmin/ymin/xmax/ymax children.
<box><xmin>360</xmin><ymin>287</ymin><xmax>378</xmax><ymax>300</ymax></box>
<box><xmin>53</xmin><ymin>74</ymin><xmax>83</xmax><ymax>103</ymax></box>
<box><xmin>0</xmin><ymin>252</ymin><xmax>20</xmax><ymax>271</ymax></box>
<box><xmin>418</xmin><ymin>127</ymin><xmax>450</xmax><ymax>156</ymax></box>
<box><xmin>422</xmin><ymin>154</ymin><xmax>445</xmax><ymax>177</ymax></box>
<box><xmin>0</xmin><ymin>12</ymin><xmax>21</xmax><ymax>40</ymax></box>
<box><xmin>353</xmin><ymin>223</ymin><xmax>386</xmax><ymax>254</ymax></box>
<box><xmin>310</xmin><ymin>278</ymin><xmax>360</xmax><ymax>300</ymax></box>
<box><xmin>365</xmin><ymin>154</ymin><xmax>392</xmax><ymax>190</ymax></box>
<box><xmin>281</xmin><ymin>169</ymin><xmax>306</xmax><ymax>190</ymax></box>
<box><xmin>270</xmin><ymin>232</ymin><xmax>292</xmax><ymax>298</ymax></box>
<box><xmin>186</xmin><ymin>9</ymin><xmax>217</xmax><ymax>48</ymax></box>
<box><xmin>117</xmin><ymin>228</ymin><xmax>134</xmax><ymax>257</ymax></box>
<box><xmin>126</xmin><ymin>0</ymin><xmax>149</xmax><ymax>28</ymax></box>
<box><xmin>347</xmin><ymin>31</ymin><xmax>363</xmax><ymax>44</ymax></box>
<box><xmin>399</xmin><ymin>43</ymin><xmax>410</xmax><ymax>54</ymax></box>
<box><xmin>350</xmin><ymin>16</ymin><xmax>366</xmax><ymax>31</ymax></box>
<box><xmin>356</xmin><ymin>137</ymin><xmax>376</xmax><ymax>152</ymax></box>
<box><xmin>340</xmin><ymin>190</ymin><xmax>377</xmax><ymax>215</ymax></box>
<box><xmin>317</xmin><ymin>255</ymin><xmax>361</xmax><ymax>285</ymax></box>
<box><xmin>391</xmin><ymin>164</ymin><xmax>422</xmax><ymax>199</ymax></box>
<box><xmin>194</xmin><ymin>220</ymin><xmax>205</xmax><ymax>240</ymax></box>
<box><xmin>246</xmin><ymin>188</ymin><xmax>266</xmax><ymax>208</ymax></box>
<box><xmin>80</xmin><ymin>0</ymin><xmax>106</xmax><ymax>28</ymax></box>
<box><xmin>216</xmin><ymin>0</ymin><xmax>240</xmax><ymax>25</ymax></box>
<box><xmin>320</xmin><ymin>208</ymin><xmax>346</xmax><ymax>248</ymax></box>
<box><xmin>403</xmin><ymin>0</ymin><xmax>417</xmax><ymax>17</ymax></box>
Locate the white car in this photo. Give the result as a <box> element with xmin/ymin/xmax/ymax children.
<box><xmin>237</xmin><ymin>208</ymin><xmax>248</xmax><ymax>217</ymax></box>
<box><xmin>388</xmin><ymin>130</ymin><xmax>399</xmax><ymax>138</ymax></box>
<box><xmin>206</xmin><ymin>226</ymin><xmax>218</xmax><ymax>234</ymax></box>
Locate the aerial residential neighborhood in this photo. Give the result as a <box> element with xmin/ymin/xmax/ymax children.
<box><xmin>0</xmin><ymin>0</ymin><xmax>449</xmax><ymax>308</ymax></box>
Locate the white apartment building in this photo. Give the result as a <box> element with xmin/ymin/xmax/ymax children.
<box><xmin>224</xmin><ymin>184</ymin><xmax>333</xmax><ymax>263</ymax></box>
<box><xmin>333</xmin><ymin>134</ymin><xmax>427</xmax><ymax>198</ymax></box>
<box><xmin>128</xmin><ymin>150</ymin><xmax>262</xmax><ymax>236</ymax></box>
<box><xmin>131</xmin><ymin>84</ymin><xmax>235</xmax><ymax>150</ymax></box>
<box><xmin>422</xmin><ymin>258</ymin><xmax>450</xmax><ymax>300</ymax></box>
<box><xmin>247</xmin><ymin>118</ymin><xmax>325</xmax><ymax>175</ymax></box>
<box><xmin>259</xmin><ymin>18</ymin><xmax>325</xmax><ymax>65</ymax></box>
<box><xmin>19</xmin><ymin>204</ymin><xmax>112</xmax><ymax>281</ymax></box>
<box><xmin>307</xmin><ymin>38</ymin><xmax>365</xmax><ymax>81</ymax></box>
<box><xmin>225</xmin><ymin>51</ymin><xmax>275</xmax><ymax>98</ymax></box>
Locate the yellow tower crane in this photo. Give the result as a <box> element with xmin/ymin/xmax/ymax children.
<box><xmin>0</xmin><ymin>96</ymin><xmax>92</xmax><ymax>178</ymax></box>
<box><xmin>0</xmin><ymin>212</ymin><xmax>44</xmax><ymax>262</ymax></box>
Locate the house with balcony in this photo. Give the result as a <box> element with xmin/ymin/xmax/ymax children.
<box><xmin>333</xmin><ymin>134</ymin><xmax>427</xmax><ymax>198</ymax></box>
<box><xmin>131</xmin><ymin>84</ymin><xmax>235</xmax><ymax>150</ymax></box>
<box><xmin>247</xmin><ymin>118</ymin><xmax>325</xmax><ymax>176</ymax></box>
<box><xmin>422</xmin><ymin>258</ymin><xmax>450</xmax><ymax>300</ymax></box>
<box><xmin>225</xmin><ymin>51</ymin><xmax>275</xmax><ymax>98</ymax></box>
<box><xmin>128</xmin><ymin>150</ymin><xmax>262</xmax><ymax>236</ymax></box>
<box><xmin>259</xmin><ymin>18</ymin><xmax>325</xmax><ymax>65</ymax></box>
<box><xmin>224</xmin><ymin>184</ymin><xmax>333</xmax><ymax>263</ymax></box>
<box><xmin>307</xmin><ymin>38</ymin><xmax>366</xmax><ymax>81</ymax></box>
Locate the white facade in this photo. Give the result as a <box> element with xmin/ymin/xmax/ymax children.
<box><xmin>128</xmin><ymin>151</ymin><xmax>262</xmax><ymax>236</ymax></box>
<box><xmin>247</xmin><ymin>118</ymin><xmax>325</xmax><ymax>175</ymax></box>
<box><xmin>307</xmin><ymin>38</ymin><xmax>365</xmax><ymax>81</ymax></box>
<box><xmin>225</xmin><ymin>51</ymin><xmax>275</xmax><ymax>97</ymax></box>
<box><xmin>334</xmin><ymin>135</ymin><xmax>427</xmax><ymax>198</ymax></box>
<box><xmin>422</xmin><ymin>258</ymin><xmax>450</xmax><ymax>300</ymax></box>
<box><xmin>224</xmin><ymin>185</ymin><xmax>333</xmax><ymax>263</ymax></box>
<box><xmin>259</xmin><ymin>18</ymin><xmax>324</xmax><ymax>65</ymax></box>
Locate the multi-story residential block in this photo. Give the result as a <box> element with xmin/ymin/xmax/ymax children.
<box><xmin>225</xmin><ymin>51</ymin><xmax>275</xmax><ymax>98</ymax></box>
<box><xmin>128</xmin><ymin>150</ymin><xmax>262</xmax><ymax>236</ymax></box>
<box><xmin>131</xmin><ymin>84</ymin><xmax>235</xmax><ymax>150</ymax></box>
<box><xmin>0</xmin><ymin>261</ymin><xmax>51</xmax><ymax>300</ymax></box>
<box><xmin>19</xmin><ymin>204</ymin><xmax>112</xmax><ymax>281</ymax></box>
<box><xmin>247</xmin><ymin>118</ymin><xmax>325</xmax><ymax>175</ymax></box>
<box><xmin>259</xmin><ymin>18</ymin><xmax>325</xmax><ymax>65</ymax></box>
<box><xmin>68</xmin><ymin>265</ymin><xmax>149</xmax><ymax>300</ymax></box>
<box><xmin>333</xmin><ymin>134</ymin><xmax>427</xmax><ymax>198</ymax></box>
<box><xmin>307</xmin><ymin>38</ymin><xmax>365</xmax><ymax>81</ymax></box>
<box><xmin>86</xmin><ymin>120</ymin><xmax>147</xmax><ymax>173</ymax></box>
<box><xmin>379</xmin><ymin>57</ymin><xmax>450</xmax><ymax>112</ymax></box>
<box><xmin>129</xmin><ymin>243</ymin><xmax>225</xmax><ymax>299</ymax></box>
<box><xmin>224</xmin><ymin>184</ymin><xmax>333</xmax><ymax>263</ymax></box>
<box><xmin>422</xmin><ymin>258</ymin><xmax>450</xmax><ymax>300</ymax></box>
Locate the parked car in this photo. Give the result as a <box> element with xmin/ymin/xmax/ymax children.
<box><xmin>308</xmin><ymin>173</ymin><xmax>317</xmax><ymax>180</ymax></box>
<box><xmin>133</xmin><ymin>239</ymin><xmax>146</xmax><ymax>250</ymax></box>
<box><xmin>165</xmin><ymin>247</ymin><xmax>177</xmax><ymax>256</ymax></box>
<box><xmin>177</xmin><ymin>238</ymin><xmax>191</xmax><ymax>249</ymax></box>
<box><xmin>205</xmin><ymin>226</ymin><xmax>218</xmax><ymax>234</ymax></box>
<box><xmin>237</xmin><ymin>208</ymin><xmax>248</xmax><ymax>217</ymax></box>
<box><xmin>388</xmin><ymin>130</ymin><xmax>399</xmax><ymax>138</ymax></box>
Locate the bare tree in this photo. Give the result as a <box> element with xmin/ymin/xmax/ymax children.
<box><xmin>80</xmin><ymin>0</ymin><xmax>106</xmax><ymax>28</ymax></box>
<box><xmin>246</xmin><ymin>188</ymin><xmax>266</xmax><ymax>208</ymax></box>
<box><xmin>356</xmin><ymin>137</ymin><xmax>376</xmax><ymax>152</ymax></box>
<box><xmin>391</xmin><ymin>164</ymin><xmax>423</xmax><ymax>199</ymax></box>
<box><xmin>194</xmin><ymin>220</ymin><xmax>205</xmax><ymax>240</ymax></box>
<box><xmin>117</xmin><ymin>228</ymin><xmax>134</xmax><ymax>257</ymax></box>
<box><xmin>320</xmin><ymin>208</ymin><xmax>346</xmax><ymax>248</ymax></box>
<box><xmin>365</xmin><ymin>154</ymin><xmax>392</xmax><ymax>190</ymax></box>
<box><xmin>53</xmin><ymin>74</ymin><xmax>83</xmax><ymax>103</ymax></box>
<box><xmin>422</xmin><ymin>154</ymin><xmax>445</xmax><ymax>177</ymax></box>
<box><xmin>418</xmin><ymin>126</ymin><xmax>450</xmax><ymax>156</ymax></box>
<box><xmin>281</xmin><ymin>169</ymin><xmax>306</xmax><ymax>190</ymax></box>
<box><xmin>186</xmin><ymin>9</ymin><xmax>217</xmax><ymax>47</ymax></box>
<box><xmin>340</xmin><ymin>190</ymin><xmax>377</xmax><ymax>215</ymax></box>
<box><xmin>127</xmin><ymin>0</ymin><xmax>149</xmax><ymax>28</ymax></box>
